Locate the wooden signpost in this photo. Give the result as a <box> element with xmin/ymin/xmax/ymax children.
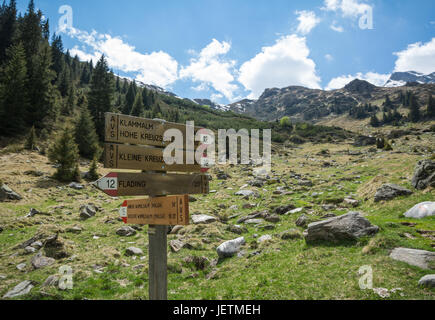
<box><xmin>93</xmin><ymin>172</ymin><xmax>209</xmax><ymax>197</ymax></box>
<box><xmin>95</xmin><ymin>112</ymin><xmax>210</xmax><ymax>301</ymax></box>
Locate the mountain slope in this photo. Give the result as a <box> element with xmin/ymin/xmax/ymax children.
<box><xmin>227</xmin><ymin>79</ymin><xmax>435</xmax><ymax>122</ymax></box>
<box><xmin>385</xmin><ymin>71</ymin><xmax>435</xmax><ymax>87</ymax></box>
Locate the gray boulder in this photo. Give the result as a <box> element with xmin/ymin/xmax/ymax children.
<box><xmin>31</xmin><ymin>252</ymin><xmax>55</xmax><ymax>269</ymax></box>
<box><xmin>191</xmin><ymin>214</ymin><xmax>217</xmax><ymax>224</ymax></box>
<box><xmin>418</xmin><ymin>275</ymin><xmax>435</xmax><ymax>288</ymax></box>
<box><xmin>216</xmin><ymin>237</ymin><xmax>245</xmax><ymax>258</ymax></box>
<box><xmin>3</xmin><ymin>280</ymin><xmax>34</xmax><ymax>298</ymax></box>
<box><xmin>116</xmin><ymin>226</ymin><xmax>137</xmax><ymax>237</ymax></box>
<box><xmin>257</xmin><ymin>235</ymin><xmax>272</xmax><ymax>243</ymax></box>
<box><xmin>68</xmin><ymin>182</ymin><xmax>84</xmax><ymax>190</ymax></box>
<box><xmin>0</xmin><ymin>184</ymin><xmax>22</xmax><ymax>201</ymax></box>
<box><xmin>390</xmin><ymin>248</ymin><xmax>435</xmax><ymax>270</ymax></box>
<box><xmin>80</xmin><ymin>204</ymin><xmax>97</xmax><ymax>220</ymax></box>
<box><xmin>295</xmin><ymin>215</ymin><xmax>308</xmax><ymax>227</ymax></box>
<box><xmin>374</xmin><ymin>184</ymin><xmax>413</xmax><ymax>202</ymax></box>
<box><xmin>304</xmin><ymin>212</ymin><xmax>379</xmax><ymax>243</ymax></box>
<box><xmin>404</xmin><ymin>202</ymin><xmax>435</xmax><ymax>219</ymax></box>
<box><xmin>235</xmin><ymin>190</ymin><xmax>256</xmax><ymax>198</ymax></box>
<box><xmin>412</xmin><ymin>159</ymin><xmax>435</xmax><ymax>190</ymax></box>
<box><xmin>125</xmin><ymin>247</ymin><xmax>143</xmax><ymax>256</ymax></box>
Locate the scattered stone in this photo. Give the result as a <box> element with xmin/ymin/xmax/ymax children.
<box><xmin>418</xmin><ymin>275</ymin><xmax>435</xmax><ymax>288</ymax></box>
<box><xmin>31</xmin><ymin>241</ymin><xmax>43</xmax><ymax>249</ymax></box>
<box><xmin>0</xmin><ymin>184</ymin><xmax>22</xmax><ymax>201</ymax></box>
<box><xmin>42</xmin><ymin>275</ymin><xmax>59</xmax><ymax>287</ymax></box>
<box><xmin>217</xmin><ymin>172</ymin><xmax>231</xmax><ymax>180</ymax></box>
<box><xmin>404</xmin><ymin>202</ymin><xmax>435</xmax><ymax>219</ymax></box>
<box><xmin>248</xmin><ymin>179</ymin><xmax>265</xmax><ymax>187</ymax></box>
<box><xmin>16</xmin><ymin>263</ymin><xmax>27</xmax><ymax>271</ymax></box>
<box><xmin>244</xmin><ymin>218</ymin><xmax>264</xmax><ymax>225</ymax></box>
<box><xmin>304</xmin><ymin>212</ymin><xmax>379</xmax><ymax>243</ymax></box>
<box><xmin>287</xmin><ymin>208</ymin><xmax>303</xmax><ymax>215</ymax></box>
<box><xmin>275</xmin><ymin>204</ymin><xmax>296</xmax><ymax>215</ymax></box>
<box><xmin>242</xmin><ymin>203</ymin><xmax>256</xmax><ymax>209</ymax></box>
<box><xmin>25</xmin><ymin>208</ymin><xmax>40</xmax><ymax>218</ymax></box>
<box><xmin>125</xmin><ymin>247</ymin><xmax>144</xmax><ymax>256</ymax></box>
<box><xmin>2</xmin><ymin>281</ymin><xmax>34</xmax><ymax>298</ymax></box>
<box><xmin>216</xmin><ymin>237</ymin><xmax>246</xmax><ymax>258</ymax></box>
<box><xmin>321</xmin><ymin>204</ymin><xmax>336</xmax><ymax>211</ymax></box>
<box><xmin>24</xmin><ymin>246</ymin><xmax>37</xmax><ymax>254</ymax></box>
<box><xmin>68</xmin><ymin>182</ymin><xmax>84</xmax><ymax>190</ymax></box>
<box><xmin>344</xmin><ymin>198</ymin><xmax>360</xmax><ymax>207</ymax></box>
<box><xmin>281</xmin><ymin>229</ymin><xmax>302</xmax><ymax>240</ymax></box>
<box><xmin>295</xmin><ymin>215</ymin><xmax>308</xmax><ymax>227</ymax></box>
<box><xmin>298</xmin><ymin>180</ymin><xmax>313</xmax><ymax>187</ymax></box>
<box><xmin>229</xmin><ymin>205</ymin><xmax>238</xmax><ymax>210</ymax></box>
<box><xmin>116</xmin><ymin>226</ymin><xmax>137</xmax><ymax>237</ymax></box>
<box><xmin>169</xmin><ymin>240</ymin><xmax>185</xmax><ymax>253</ymax></box>
<box><xmin>31</xmin><ymin>252</ymin><xmax>55</xmax><ymax>270</ymax></box>
<box><xmin>257</xmin><ymin>235</ymin><xmax>272</xmax><ymax>243</ymax></box>
<box><xmin>235</xmin><ymin>190</ymin><xmax>256</xmax><ymax>199</ymax></box>
<box><xmin>374</xmin><ymin>184</ymin><xmax>413</xmax><ymax>202</ymax></box>
<box><xmin>191</xmin><ymin>214</ymin><xmax>217</xmax><ymax>224</ymax></box>
<box><xmin>390</xmin><ymin>248</ymin><xmax>435</xmax><ymax>269</ymax></box>
<box><xmin>227</xmin><ymin>225</ymin><xmax>247</xmax><ymax>235</ymax></box>
<box><xmin>264</xmin><ymin>214</ymin><xmax>280</xmax><ymax>223</ymax></box>
<box><xmin>43</xmin><ymin>234</ymin><xmax>69</xmax><ymax>259</ymax></box>
<box><xmin>170</xmin><ymin>225</ymin><xmax>183</xmax><ymax>235</ymax></box>
<box><xmin>412</xmin><ymin>159</ymin><xmax>435</xmax><ymax>190</ymax></box>
<box><xmin>79</xmin><ymin>204</ymin><xmax>97</xmax><ymax>220</ymax></box>
<box><xmin>66</xmin><ymin>226</ymin><xmax>82</xmax><ymax>234</ymax></box>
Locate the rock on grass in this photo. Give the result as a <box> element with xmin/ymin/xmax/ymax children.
<box><xmin>374</xmin><ymin>184</ymin><xmax>413</xmax><ymax>202</ymax></box>
<box><xmin>216</xmin><ymin>237</ymin><xmax>245</xmax><ymax>258</ymax></box>
<box><xmin>3</xmin><ymin>281</ymin><xmax>34</xmax><ymax>298</ymax></box>
<box><xmin>390</xmin><ymin>248</ymin><xmax>435</xmax><ymax>270</ymax></box>
<box><xmin>304</xmin><ymin>212</ymin><xmax>379</xmax><ymax>243</ymax></box>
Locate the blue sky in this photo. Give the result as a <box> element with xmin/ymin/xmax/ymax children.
<box><xmin>17</xmin><ymin>0</ymin><xmax>435</xmax><ymax>104</ymax></box>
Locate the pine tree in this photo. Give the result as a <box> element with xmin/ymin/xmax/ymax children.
<box><xmin>130</xmin><ymin>90</ymin><xmax>144</xmax><ymax>117</ymax></box>
<box><xmin>87</xmin><ymin>55</ymin><xmax>114</xmax><ymax>139</ymax></box>
<box><xmin>74</xmin><ymin>107</ymin><xmax>100</xmax><ymax>159</ymax></box>
<box><xmin>123</xmin><ymin>81</ymin><xmax>136</xmax><ymax>114</ymax></box>
<box><xmin>24</xmin><ymin>125</ymin><xmax>37</xmax><ymax>150</ymax></box>
<box><xmin>17</xmin><ymin>0</ymin><xmax>42</xmax><ymax>67</ymax></box>
<box><xmin>61</xmin><ymin>85</ymin><xmax>75</xmax><ymax>115</ymax></box>
<box><xmin>0</xmin><ymin>0</ymin><xmax>17</xmax><ymax>64</ymax></box>
<box><xmin>0</xmin><ymin>43</ymin><xmax>28</xmax><ymax>136</ymax></box>
<box><xmin>26</xmin><ymin>40</ymin><xmax>56</xmax><ymax>128</ymax></box>
<box><xmin>369</xmin><ymin>114</ymin><xmax>380</xmax><ymax>127</ymax></box>
<box><xmin>48</xmin><ymin>126</ymin><xmax>80</xmax><ymax>182</ymax></box>
<box><xmin>427</xmin><ymin>95</ymin><xmax>435</xmax><ymax>118</ymax></box>
<box><xmin>409</xmin><ymin>93</ymin><xmax>420</xmax><ymax>122</ymax></box>
<box><xmin>87</xmin><ymin>158</ymin><xmax>99</xmax><ymax>181</ymax></box>
<box><xmin>51</xmin><ymin>33</ymin><xmax>65</xmax><ymax>82</ymax></box>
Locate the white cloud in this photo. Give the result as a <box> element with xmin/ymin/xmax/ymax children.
<box><xmin>323</xmin><ymin>0</ymin><xmax>372</xmax><ymax>18</ymax></box>
<box><xmin>62</xmin><ymin>27</ymin><xmax>178</xmax><ymax>88</ymax></box>
<box><xmin>330</xmin><ymin>21</ymin><xmax>344</xmax><ymax>32</ymax></box>
<box><xmin>393</xmin><ymin>38</ymin><xmax>435</xmax><ymax>74</ymax></box>
<box><xmin>180</xmin><ymin>39</ymin><xmax>239</xmax><ymax>101</ymax></box>
<box><xmin>325</xmin><ymin>72</ymin><xmax>390</xmax><ymax>90</ymax></box>
<box><xmin>325</xmin><ymin>54</ymin><xmax>334</xmax><ymax>61</ymax></box>
<box><xmin>238</xmin><ymin>34</ymin><xmax>321</xmax><ymax>99</ymax></box>
<box><xmin>295</xmin><ymin>10</ymin><xmax>321</xmax><ymax>35</ymax></box>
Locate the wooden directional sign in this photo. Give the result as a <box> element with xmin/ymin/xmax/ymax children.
<box><xmin>105</xmin><ymin>113</ymin><xmax>201</xmax><ymax>148</ymax></box>
<box><xmin>119</xmin><ymin>195</ymin><xmax>189</xmax><ymax>226</ymax></box>
<box><xmin>92</xmin><ymin>172</ymin><xmax>209</xmax><ymax>197</ymax></box>
<box><xmin>104</xmin><ymin>143</ymin><xmax>205</xmax><ymax>173</ymax></box>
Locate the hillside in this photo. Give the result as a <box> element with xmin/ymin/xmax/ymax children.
<box><xmin>226</xmin><ymin>80</ymin><xmax>435</xmax><ymax>123</ymax></box>
<box><xmin>0</xmin><ymin>122</ymin><xmax>434</xmax><ymax>300</ymax></box>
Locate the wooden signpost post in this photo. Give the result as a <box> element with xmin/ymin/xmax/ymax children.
<box><xmin>96</xmin><ymin>112</ymin><xmax>210</xmax><ymax>300</ymax></box>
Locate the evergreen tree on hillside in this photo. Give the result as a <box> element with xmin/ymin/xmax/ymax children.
<box><xmin>409</xmin><ymin>94</ymin><xmax>420</xmax><ymax>122</ymax></box>
<box><xmin>26</xmin><ymin>40</ymin><xmax>57</xmax><ymax>128</ymax></box>
<box><xmin>0</xmin><ymin>43</ymin><xmax>28</xmax><ymax>136</ymax></box>
<box><xmin>61</xmin><ymin>85</ymin><xmax>75</xmax><ymax>115</ymax></box>
<box><xmin>369</xmin><ymin>114</ymin><xmax>380</xmax><ymax>127</ymax></box>
<box><xmin>24</xmin><ymin>125</ymin><xmax>37</xmax><ymax>150</ymax></box>
<box><xmin>74</xmin><ymin>107</ymin><xmax>100</xmax><ymax>159</ymax></box>
<box><xmin>17</xmin><ymin>0</ymin><xmax>42</xmax><ymax>67</ymax></box>
<box><xmin>0</xmin><ymin>0</ymin><xmax>17</xmax><ymax>64</ymax></box>
<box><xmin>427</xmin><ymin>95</ymin><xmax>435</xmax><ymax>118</ymax></box>
<box><xmin>123</xmin><ymin>80</ymin><xmax>137</xmax><ymax>114</ymax></box>
<box><xmin>87</xmin><ymin>55</ymin><xmax>114</xmax><ymax>139</ymax></box>
<box><xmin>130</xmin><ymin>90</ymin><xmax>144</xmax><ymax>117</ymax></box>
<box><xmin>48</xmin><ymin>126</ymin><xmax>80</xmax><ymax>182</ymax></box>
<box><xmin>51</xmin><ymin>33</ymin><xmax>65</xmax><ymax>82</ymax></box>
